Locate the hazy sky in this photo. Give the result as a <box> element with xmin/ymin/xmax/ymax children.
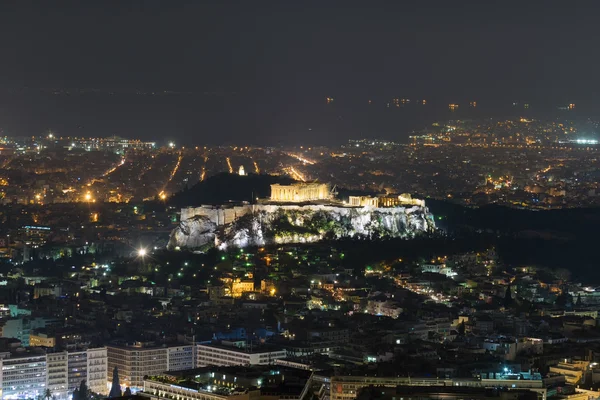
<box><xmin>0</xmin><ymin>1</ymin><xmax>597</xmax><ymax>144</ymax></box>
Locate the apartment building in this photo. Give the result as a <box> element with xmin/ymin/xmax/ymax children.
<box><xmin>87</xmin><ymin>347</ymin><xmax>108</xmax><ymax>395</ymax></box>
<box><xmin>47</xmin><ymin>351</ymin><xmax>69</xmax><ymax>399</ymax></box>
<box><xmin>67</xmin><ymin>351</ymin><xmax>87</xmax><ymax>393</ymax></box>
<box><xmin>67</xmin><ymin>347</ymin><xmax>109</xmax><ymax>396</ymax></box>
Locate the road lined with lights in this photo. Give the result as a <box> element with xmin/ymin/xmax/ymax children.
<box><xmin>285</xmin><ymin>152</ymin><xmax>316</xmax><ymax>165</ymax></box>
<box><xmin>285</xmin><ymin>166</ymin><xmax>306</xmax><ymax>182</ymax></box>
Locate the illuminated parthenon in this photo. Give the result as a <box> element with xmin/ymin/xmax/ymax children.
<box><xmin>270</xmin><ymin>183</ymin><xmax>331</xmax><ymax>202</ymax></box>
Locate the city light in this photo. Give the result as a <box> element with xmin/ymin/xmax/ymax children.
<box><xmin>137</xmin><ymin>248</ymin><xmax>147</xmax><ymax>257</ymax></box>
<box><xmin>574</xmin><ymin>139</ymin><xmax>598</xmax><ymax>145</ymax></box>
<box><xmin>285</xmin><ymin>152</ymin><xmax>316</xmax><ymax>165</ymax></box>
<box><xmin>286</xmin><ymin>166</ymin><xmax>306</xmax><ymax>182</ymax></box>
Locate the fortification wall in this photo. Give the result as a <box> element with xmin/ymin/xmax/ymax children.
<box><xmin>181</xmin><ymin>205</ymin><xmax>252</xmax><ymax>226</ymax></box>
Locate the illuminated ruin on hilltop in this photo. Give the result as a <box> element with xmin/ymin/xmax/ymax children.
<box><xmin>270</xmin><ymin>183</ymin><xmax>332</xmax><ymax>202</ymax></box>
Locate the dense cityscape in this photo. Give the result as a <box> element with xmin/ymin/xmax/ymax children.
<box><xmin>0</xmin><ymin>117</ymin><xmax>597</xmax><ymax>399</ymax></box>
<box><xmin>2</xmin><ymin>115</ymin><xmax>600</xmax><ymax>209</ymax></box>
<box><xmin>2</xmin><ymin>2</ymin><xmax>600</xmax><ymax>400</ymax></box>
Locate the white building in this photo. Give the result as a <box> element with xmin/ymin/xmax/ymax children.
<box><xmin>196</xmin><ymin>342</ymin><xmax>287</xmax><ymax>367</ymax></box>
<box><xmin>47</xmin><ymin>351</ymin><xmax>69</xmax><ymax>399</ymax></box>
<box><xmin>107</xmin><ymin>345</ymin><xmax>169</xmax><ymax>390</ymax></box>
<box><xmin>1</xmin><ymin>350</ymin><xmax>47</xmax><ymax>399</ymax></box>
<box><xmin>87</xmin><ymin>347</ymin><xmax>108</xmax><ymax>395</ymax></box>
<box><xmin>0</xmin><ymin>347</ymin><xmax>108</xmax><ymax>399</ymax></box>
<box><xmin>67</xmin><ymin>347</ymin><xmax>108</xmax><ymax>396</ymax></box>
<box><xmin>167</xmin><ymin>345</ymin><xmax>195</xmax><ymax>371</ymax></box>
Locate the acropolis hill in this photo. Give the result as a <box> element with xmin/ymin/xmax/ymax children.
<box><xmin>169</xmin><ymin>182</ymin><xmax>435</xmax><ymax>250</ymax></box>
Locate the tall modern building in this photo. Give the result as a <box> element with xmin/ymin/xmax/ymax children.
<box><xmin>107</xmin><ymin>344</ymin><xmax>170</xmax><ymax>390</ymax></box>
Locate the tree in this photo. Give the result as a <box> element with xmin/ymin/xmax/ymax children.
<box><xmin>576</xmin><ymin>293</ymin><xmax>583</xmax><ymax>307</ymax></box>
<box><xmin>503</xmin><ymin>284</ymin><xmax>513</xmax><ymax>308</ymax></box>
<box><xmin>44</xmin><ymin>389</ymin><xmax>52</xmax><ymax>400</ymax></box>
<box><xmin>458</xmin><ymin>320</ymin><xmax>466</xmax><ymax>335</ymax></box>
<box><xmin>555</xmin><ymin>290</ymin><xmax>573</xmax><ymax>309</ymax></box>
<box><xmin>109</xmin><ymin>367</ymin><xmax>122</xmax><ymax>398</ymax></box>
<box><xmin>124</xmin><ymin>387</ymin><xmax>132</xmax><ymax>396</ymax></box>
<box><xmin>72</xmin><ymin>388</ymin><xmax>79</xmax><ymax>400</ymax></box>
<box><xmin>77</xmin><ymin>381</ymin><xmax>89</xmax><ymax>400</ymax></box>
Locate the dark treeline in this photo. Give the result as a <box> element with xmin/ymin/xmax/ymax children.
<box><xmin>427</xmin><ymin>199</ymin><xmax>600</xmax><ymax>283</ymax></box>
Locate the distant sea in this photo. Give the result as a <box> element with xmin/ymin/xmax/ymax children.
<box><xmin>0</xmin><ymin>89</ymin><xmax>593</xmax><ymax>146</ymax></box>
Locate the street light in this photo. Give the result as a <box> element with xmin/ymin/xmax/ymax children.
<box><xmin>138</xmin><ymin>248</ymin><xmax>147</xmax><ymax>257</ymax></box>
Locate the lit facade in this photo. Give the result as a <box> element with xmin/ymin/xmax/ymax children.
<box><xmin>0</xmin><ymin>347</ymin><xmax>108</xmax><ymax>399</ymax></box>
<box><xmin>1</xmin><ymin>352</ymin><xmax>47</xmax><ymax>399</ymax></box>
<box><xmin>107</xmin><ymin>345</ymin><xmax>169</xmax><ymax>390</ymax></box>
<box><xmin>347</xmin><ymin>194</ymin><xmax>425</xmax><ymax>208</ymax></box>
<box><xmin>167</xmin><ymin>345</ymin><xmax>195</xmax><ymax>372</ymax></box>
<box><xmin>67</xmin><ymin>351</ymin><xmax>87</xmax><ymax>393</ymax></box>
<box><xmin>30</xmin><ymin>332</ymin><xmax>56</xmax><ymax>348</ymax></box>
<box><xmin>143</xmin><ymin>378</ymin><xmax>257</xmax><ymax>400</ymax></box>
<box><xmin>231</xmin><ymin>279</ymin><xmax>254</xmax><ymax>298</ymax></box>
<box><xmin>549</xmin><ymin>360</ymin><xmax>589</xmax><ymax>385</ymax></box>
<box><xmin>0</xmin><ymin>317</ymin><xmax>57</xmax><ymax>347</ymax></box>
<box><xmin>68</xmin><ymin>136</ymin><xmax>156</xmax><ymax>152</ymax></box>
<box><xmin>47</xmin><ymin>351</ymin><xmax>69</xmax><ymax>399</ymax></box>
<box><xmin>87</xmin><ymin>347</ymin><xmax>109</xmax><ymax>395</ymax></box>
<box><xmin>348</xmin><ymin>196</ymin><xmax>378</xmax><ymax>207</ymax></box>
<box><xmin>270</xmin><ymin>183</ymin><xmax>330</xmax><ymax>202</ymax></box>
<box><xmin>196</xmin><ymin>343</ymin><xmax>287</xmax><ymax>367</ymax></box>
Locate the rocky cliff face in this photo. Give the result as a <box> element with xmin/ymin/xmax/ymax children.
<box><xmin>168</xmin><ymin>215</ymin><xmax>217</xmax><ymax>250</ymax></box>
<box><xmin>169</xmin><ymin>204</ymin><xmax>435</xmax><ymax>250</ymax></box>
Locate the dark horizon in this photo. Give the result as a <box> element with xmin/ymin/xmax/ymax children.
<box><xmin>0</xmin><ymin>1</ymin><xmax>599</xmax><ymax>144</ymax></box>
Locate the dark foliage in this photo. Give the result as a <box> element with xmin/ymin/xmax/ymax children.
<box><xmin>426</xmin><ymin>199</ymin><xmax>600</xmax><ymax>283</ymax></box>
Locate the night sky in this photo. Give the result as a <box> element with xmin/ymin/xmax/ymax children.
<box><xmin>0</xmin><ymin>1</ymin><xmax>598</xmax><ymax>145</ymax></box>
